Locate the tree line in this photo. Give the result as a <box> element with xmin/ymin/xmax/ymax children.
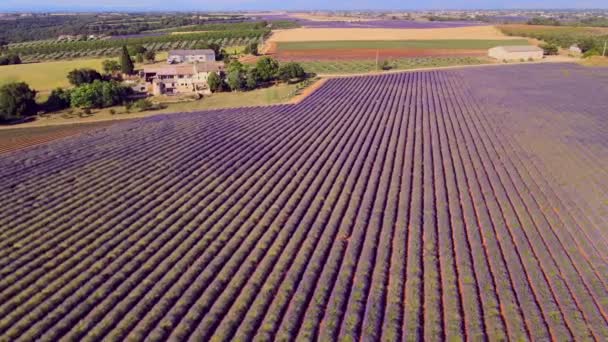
<box><xmin>208</xmin><ymin>57</ymin><xmax>306</xmax><ymax>93</ymax></box>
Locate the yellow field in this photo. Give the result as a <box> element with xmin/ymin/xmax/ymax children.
<box><xmin>269</xmin><ymin>26</ymin><xmax>522</xmax><ymax>42</ymax></box>
<box><xmin>0</xmin><ymin>59</ymin><xmax>105</xmax><ymax>94</ymax></box>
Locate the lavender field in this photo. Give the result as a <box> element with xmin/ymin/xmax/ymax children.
<box><xmin>0</xmin><ymin>63</ymin><xmax>607</xmax><ymax>341</ymax></box>
<box><xmin>258</xmin><ymin>14</ymin><xmax>483</xmax><ymax>29</ymax></box>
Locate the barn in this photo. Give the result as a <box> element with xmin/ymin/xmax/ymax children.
<box><xmin>488</xmin><ymin>45</ymin><xmax>544</xmax><ymax>61</ymax></box>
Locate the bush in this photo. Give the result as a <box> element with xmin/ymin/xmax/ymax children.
<box><xmin>540</xmin><ymin>43</ymin><xmax>559</xmax><ymax>55</ymax></box>
<box><xmin>255</xmin><ymin>56</ymin><xmax>279</xmax><ymax>82</ymax></box>
<box><xmin>0</xmin><ymin>54</ymin><xmax>21</xmax><ymax>65</ymax></box>
<box><xmin>102</xmin><ymin>60</ymin><xmax>121</xmax><ymax>75</ymax></box>
<box><xmin>207</xmin><ymin>72</ymin><xmax>223</xmax><ymax>92</ymax></box>
<box><xmin>44</xmin><ymin>88</ymin><xmax>71</xmax><ymax>112</ymax></box>
<box><xmin>67</xmin><ymin>68</ymin><xmax>102</xmax><ymax>86</ymax></box>
<box><xmin>278</xmin><ymin>62</ymin><xmax>305</xmax><ymax>82</ymax></box>
<box><xmin>583</xmin><ymin>49</ymin><xmax>601</xmax><ymax>58</ymax></box>
<box><xmin>0</xmin><ymin>82</ymin><xmax>37</xmax><ymax>123</ymax></box>
<box><xmin>134</xmin><ymin>99</ymin><xmax>153</xmax><ymax>111</ymax></box>
<box><xmin>70</xmin><ymin>80</ymin><xmax>132</xmax><ymax>109</ymax></box>
<box><xmin>227</xmin><ymin>70</ymin><xmax>245</xmax><ymax>91</ymax></box>
<box><xmin>143</xmin><ymin>50</ymin><xmax>156</xmax><ymax>63</ymax></box>
<box><xmin>243</xmin><ymin>42</ymin><xmax>258</xmax><ymax>56</ymax></box>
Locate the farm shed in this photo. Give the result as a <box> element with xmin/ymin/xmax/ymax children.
<box><xmin>488</xmin><ymin>45</ymin><xmax>544</xmax><ymax>61</ymax></box>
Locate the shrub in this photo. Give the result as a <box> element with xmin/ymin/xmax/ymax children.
<box><xmin>44</xmin><ymin>88</ymin><xmax>71</xmax><ymax>112</ymax></box>
<box><xmin>102</xmin><ymin>60</ymin><xmax>121</xmax><ymax>75</ymax></box>
<box><xmin>207</xmin><ymin>72</ymin><xmax>223</xmax><ymax>93</ymax></box>
<box><xmin>134</xmin><ymin>99</ymin><xmax>154</xmax><ymax>111</ymax></box>
<box><xmin>70</xmin><ymin>80</ymin><xmax>132</xmax><ymax>109</ymax></box>
<box><xmin>0</xmin><ymin>82</ymin><xmax>37</xmax><ymax>123</ymax></box>
<box><xmin>278</xmin><ymin>62</ymin><xmax>305</xmax><ymax>82</ymax></box>
<box><xmin>256</xmin><ymin>56</ymin><xmax>279</xmax><ymax>82</ymax></box>
<box><xmin>0</xmin><ymin>54</ymin><xmax>21</xmax><ymax>65</ymax></box>
<box><xmin>67</xmin><ymin>68</ymin><xmax>102</xmax><ymax>86</ymax></box>
<box><xmin>540</xmin><ymin>43</ymin><xmax>559</xmax><ymax>55</ymax></box>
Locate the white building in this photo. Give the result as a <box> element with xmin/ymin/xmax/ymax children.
<box><xmin>569</xmin><ymin>45</ymin><xmax>582</xmax><ymax>54</ymax></box>
<box><xmin>167</xmin><ymin>49</ymin><xmax>216</xmax><ymax>64</ymax></box>
<box><xmin>488</xmin><ymin>46</ymin><xmax>544</xmax><ymax>61</ymax></box>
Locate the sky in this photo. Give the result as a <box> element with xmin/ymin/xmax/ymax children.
<box><xmin>1</xmin><ymin>0</ymin><xmax>607</xmax><ymax>12</ymax></box>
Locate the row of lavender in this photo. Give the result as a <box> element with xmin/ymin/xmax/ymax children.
<box><xmin>256</xmin><ymin>14</ymin><xmax>484</xmax><ymax>29</ymax></box>
<box><xmin>0</xmin><ymin>64</ymin><xmax>607</xmax><ymax>341</ymax></box>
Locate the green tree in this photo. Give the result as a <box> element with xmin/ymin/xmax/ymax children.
<box><xmin>540</xmin><ymin>43</ymin><xmax>559</xmax><ymax>55</ymax></box>
<box><xmin>278</xmin><ymin>62</ymin><xmax>305</xmax><ymax>82</ymax></box>
<box><xmin>143</xmin><ymin>50</ymin><xmax>156</xmax><ymax>63</ymax></box>
<box><xmin>244</xmin><ymin>42</ymin><xmax>259</xmax><ymax>56</ymax></box>
<box><xmin>0</xmin><ymin>54</ymin><xmax>21</xmax><ymax>65</ymax></box>
<box><xmin>44</xmin><ymin>88</ymin><xmax>71</xmax><ymax>112</ymax></box>
<box><xmin>135</xmin><ymin>53</ymin><xmax>144</xmax><ymax>63</ymax></box>
<box><xmin>207</xmin><ymin>72</ymin><xmax>223</xmax><ymax>92</ymax></box>
<box><xmin>70</xmin><ymin>80</ymin><xmax>131</xmax><ymax>109</ymax></box>
<box><xmin>255</xmin><ymin>56</ymin><xmax>279</xmax><ymax>82</ymax></box>
<box><xmin>102</xmin><ymin>59</ymin><xmax>121</xmax><ymax>75</ymax></box>
<box><xmin>227</xmin><ymin>70</ymin><xmax>245</xmax><ymax>91</ymax></box>
<box><xmin>246</xmin><ymin>68</ymin><xmax>261</xmax><ymax>90</ymax></box>
<box><xmin>120</xmin><ymin>45</ymin><xmax>135</xmax><ymax>75</ymax></box>
<box><xmin>67</xmin><ymin>68</ymin><xmax>102</xmax><ymax>86</ymax></box>
<box><xmin>129</xmin><ymin>45</ymin><xmax>147</xmax><ymax>56</ymax></box>
<box><xmin>0</xmin><ymin>82</ymin><xmax>37</xmax><ymax>122</ymax></box>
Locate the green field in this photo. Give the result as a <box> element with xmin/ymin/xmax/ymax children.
<box><xmin>277</xmin><ymin>39</ymin><xmax>531</xmax><ymax>51</ymax></box>
<box><xmin>0</xmin><ymin>59</ymin><xmax>105</xmax><ymax>94</ymax></box>
<box><xmin>299</xmin><ymin>57</ymin><xmax>488</xmax><ymax>75</ymax></box>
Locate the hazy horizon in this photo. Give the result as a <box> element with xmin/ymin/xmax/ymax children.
<box><xmin>1</xmin><ymin>0</ymin><xmax>607</xmax><ymax>12</ymax></box>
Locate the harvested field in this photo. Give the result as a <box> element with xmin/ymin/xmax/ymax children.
<box><xmin>269</xmin><ymin>26</ymin><xmax>523</xmax><ymax>42</ymax></box>
<box><xmin>1</xmin><ymin>63</ymin><xmax>607</xmax><ymax>341</ymax></box>
<box><xmin>269</xmin><ymin>39</ymin><xmax>528</xmax><ymax>62</ymax></box>
<box><xmin>274</xmin><ymin>48</ymin><xmax>486</xmax><ymax>61</ymax></box>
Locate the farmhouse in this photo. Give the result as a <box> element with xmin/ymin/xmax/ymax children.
<box><xmin>167</xmin><ymin>49</ymin><xmax>216</xmax><ymax>64</ymax></box>
<box><xmin>141</xmin><ymin>62</ymin><xmax>224</xmax><ymax>96</ymax></box>
<box><xmin>488</xmin><ymin>45</ymin><xmax>544</xmax><ymax>61</ymax></box>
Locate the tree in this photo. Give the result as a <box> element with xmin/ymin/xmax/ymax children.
<box><xmin>255</xmin><ymin>56</ymin><xmax>279</xmax><ymax>82</ymax></box>
<box><xmin>227</xmin><ymin>60</ymin><xmax>246</xmax><ymax>74</ymax></box>
<box><xmin>143</xmin><ymin>50</ymin><xmax>156</xmax><ymax>63</ymax></box>
<box><xmin>44</xmin><ymin>88</ymin><xmax>71</xmax><ymax>112</ymax></box>
<box><xmin>246</xmin><ymin>68</ymin><xmax>261</xmax><ymax>90</ymax></box>
<box><xmin>0</xmin><ymin>82</ymin><xmax>37</xmax><ymax>122</ymax></box>
<box><xmin>129</xmin><ymin>45</ymin><xmax>147</xmax><ymax>56</ymax></box>
<box><xmin>120</xmin><ymin>45</ymin><xmax>135</xmax><ymax>75</ymax></box>
<box><xmin>207</xmin><ymin>72</ymin><xmax>223</xmax><ymax>93</ymax></box>
<box><xmin>102</xmin><ymin>59</ymin><xmax>121</xmax><ymax>75</ymax></box>
<box><xmin>227</xmin><ymin>70</ymin><xmax>245</xmax><ymax>91</ymax></box>
<box><xmin>135</xmin><ymin>53</ymin><xmax>144</xmax><ymax>63</ymax></box>
<box><xmin>578</xmin><ymin>38</ymin><xmax>597</xmax><ymax>53</ymax></box>
<box><xmin>244</xmin><ymin>42</ymin><xmax>259</xmax><ymax>56</ymax></box>
<box><xmin>278</xmin><ymin>62</ymin><xmax>305</xmax><ymax>82</ymax></box>
<box><xmin>540</xmin><ymin>43</ymin><xmax>559</xmax><ymax>55</ymax></box>
<box><xmin>70</xmin><ymin>80</ymin><xmax>131</xmax><ymax>109</ymax></box>
<box><xmin>0</xmin><ymin>54</ymin><xmax>21</xmax><ymax>66</ymax></box>
<box><xmin>67</xmin><ymin>68</ymin><xmax>102</xmax><ymax>86</ymax></box>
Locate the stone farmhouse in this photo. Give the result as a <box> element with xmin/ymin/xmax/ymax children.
<box><xmin>488</xmin><ymin>45</ymin><xmax>544</xmax><ymax>61</ymax></box>
<box><xmin>167</xmin><ymin>49</ymin><xmax>216</xmax><ymax>64</ymax></box>
<box><xmin>140</xmin><ymin>62</ymin><xmax>224</xmax><ymax>96</ymax></box>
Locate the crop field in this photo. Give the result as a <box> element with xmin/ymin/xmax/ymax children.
<box><xmin>297</xmin><ymin>57</ymin><xmax>486</xmax><ymax>74</ymax></box>
<box><xmin>275</xmin><ymin>39</ymin><xmax>530</xmax><ymax>51</ymax></box>
<box><xmin>268</xmin><ymin>40</ymin><xmax>528</xmax><ymax>62</ymax></box>
<box><xmin>1</xmin><ymin>63</ymin><xmax>607</xmax><ymax>341</ymax></box>
<box><xmin>268</xmin><ymin>25</ymin><xmax>524</xmax><ymax>42</ymax></box>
